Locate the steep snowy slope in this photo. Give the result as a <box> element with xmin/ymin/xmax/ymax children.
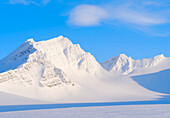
<box><xmin>0</xmin><ymin>36</ymin><xmax>106</xmax><ymax>87</ymax></box>
<box><xmin>0</xmin><ymin>39</ymin><xmax>36</xmax><ymax>73</ymax></box>
<box><xmin>101</xmin><ymin>54</ymin><xmax>170</xmax><ymax>74</ymax></box>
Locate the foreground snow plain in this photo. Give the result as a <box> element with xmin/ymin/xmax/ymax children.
<box><xmin>1</xmin><ymin>104</ymin><xmax>170</xmax><ymax>118</ymax></box>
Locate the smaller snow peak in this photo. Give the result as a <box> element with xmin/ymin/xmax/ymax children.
<box><xmin>49</xmin><ymin>35</ymin><xmax>64</xmax><ymax>41</ymax></box>
<box><xmin>119</xmin><ymin>54</ymin><xmax>127</xmax><ymax>56</ymax></box>
<box><xmin>129</xmin><ymin>56</ymin><xmax>132</xmax><ymax>60</ymax></box>
<box><xmin>118</xmin><ymin>54</ymin><xmax>128</xmax><ymax>58</ymax></box>
<box><xmin>154</xmin><ymin>54</ymin><xmax>165</xmax><ymax>59</ymax></box>
<box><xmin>57</xmin><ymin>35</ymin><xmax>64</xmax><ymax>39</ymax></box>
<box><xmin>75</xmin><ymin>44</ymin><xmax>80</xmax><ymax>48</ymax></box>
<box><xmin>116</xmin><ymin>54</ymin><xmax>133</xmax><ymax>60</ymax></box>
<box><xmin>102</xmin><ymin>54</ymin><xmax>129</xmax><ymax>65</ymax></box>
<box><xmin>25</xmin><ymin>38</ymin><xmax>35</xmax><ymax>43</ymax></box>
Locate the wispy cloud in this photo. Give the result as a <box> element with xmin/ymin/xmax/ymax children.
<box><xmin>141</xmin><ymin>1</ymin><xmax>161</xmax><ymax>6</ymax></box>
<box><xmin>42</xmin><ymin>0</ymin><xmax>51</xmax><ymax>5</ymax></box>
<box><xmin>9</xmin><ymin>0</ymin><xmax>32</xmax><ymax>5</ymax></box>
<box><xmin>68</xmin><ymin>1</ymin><xmax>170</xmax><ymax>36</ymax></box>
<box><xmin>108</xmin><ymin>4</ymin><xmax>168</xmax><ymax>26</ymax></box>
<box><xmin>8</xmin><ymin>0</ymin><xmax>51</xmax><ymax>5</ymax></box>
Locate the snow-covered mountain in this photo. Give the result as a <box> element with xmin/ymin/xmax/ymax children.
<box><xmin>101</xmin><ymin>54</ymin><xmax>170</xmax><ymax>74</ymax></box>
<box><xmin>0</xmin><ymin>35</ymin><xmax>170</xmax><ymax>104</ymax></box>
<box><xmin>0</xmin><ymin>36</ymin><xmax>106</xmax><ymax>87</ymax></box>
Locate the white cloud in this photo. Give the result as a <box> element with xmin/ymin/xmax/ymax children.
<box><xmin>9</xmin><ymin>0</ymin><xmax>31</xmax><ymax>5</ymax></box>
<box><xmin>68</xmin><ymin>4</ymin><xmax>108</xmax><ymax>26</ymax></box>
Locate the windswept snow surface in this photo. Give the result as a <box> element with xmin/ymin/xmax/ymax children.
<box><xmin>1</xmin><ymin>104</ymin><xmax>170</xmax><ymax>118</ymax></box>
<box><xmin>0</xmin><ymin>91</ymin><xmax>49</xmax><ymax>105</ymax></box>
<box><xmin>0</xmin><ymin>35</ymin><xmax>170</xmax><ymax>105</ymax></box>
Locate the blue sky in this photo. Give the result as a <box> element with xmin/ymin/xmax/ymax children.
<box><xmin>0</xmin><ymin>0</ymin><xmax>170</xmax><ymax>62</ymax></box>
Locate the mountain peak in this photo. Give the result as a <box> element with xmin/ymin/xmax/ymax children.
<box><xmin>46</xmin><ymin>35</ymin><xmax>64</xmax><ymax>41</ymax></box>
<box><xmin>56</xmin><ymin>35</ymin><xmax>64</xmax><ymax>39</ymax></box>
<box><xmin>154</xmin><ymin>54</ymin><xmax>165</xmax><ymax>59</ymax></box>
<box><xmin>38</xmin><ymin>35</ymin><xmax>73</xmax><ymax>49</ymax></box>
<box><xmin>25</xmin><ymin>38</ymin><xmax>35</xmax><ymax>43</ymax></box>
<box><xmin>116</xmin><ymin>54</ymin><xmax>130</xmax><ymax>59</ymax></box>
<box><xmin>114</xmin><ymin>54</ymin><xmax>133</xmax><ymax>62</ymax></box>
<box><xmin>118</xmin><ymin>54</ymin><xmax>127</xmax><ymax>57</ymax></box>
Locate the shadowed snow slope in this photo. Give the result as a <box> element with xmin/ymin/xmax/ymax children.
<box><xmin>0</xmin><ymin>36</ymin><xmax>170</xmax><ymax>104</ymax></box>
<box><xmin>132</xmin><ymin>69</ymin><xmax>170</xmax><ymax>94</ymax></box>
<box><xmin>0</xmin><ymin>39</ymin><xmax>36</xmax><ymax>73</ymax></box>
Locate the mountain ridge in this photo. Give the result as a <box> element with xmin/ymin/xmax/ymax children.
<box><xmin>101</xmin><ymin>53</ymin><xmax>167</xmax><ymax>74</ymax></box>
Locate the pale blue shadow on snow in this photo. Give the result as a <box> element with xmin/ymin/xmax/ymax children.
<box><xmin>0</xmin><ymin>42</ymin><xmax>36</xmax><ymax>73</ymax></box>
<box><xmin>0</xmin><ymin>95</ymin><xmax>170</xmax><ymax>112</ymax></box>
<box><xmin>1</xmin><ymin>69</ymin><xmax>170</xmax><ymax>112</ymax></box>
<box><xmin>132</xmin><ymin>69</ymin><xmax>170</xmax><ymax>94</ymax></box>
